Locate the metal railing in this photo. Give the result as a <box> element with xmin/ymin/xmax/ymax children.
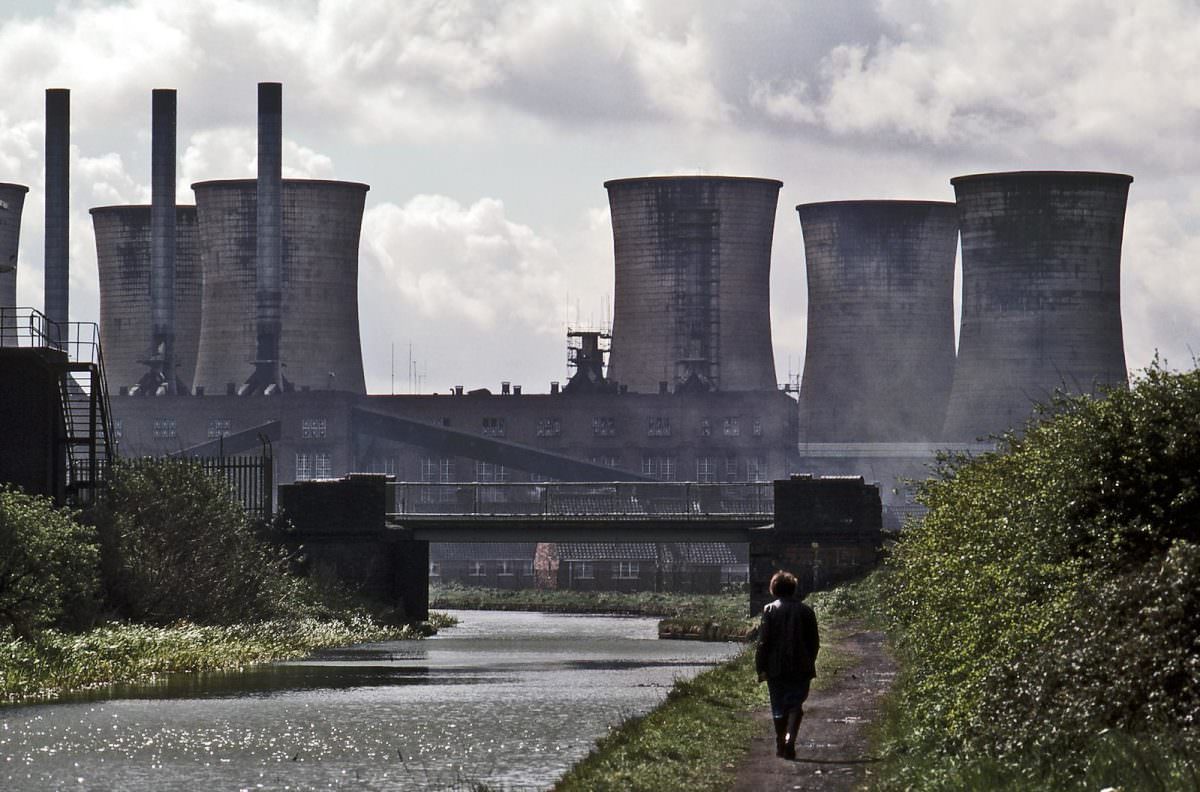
<box><xmin>390</xmin><ymin>481</ymin><xmax>774</xmax><ymax>517</ymax></box>
<box><xmin>1</xmin><ymin>307</ymin><xmax>116</xmax><ymax>503</ymax></box>
<box><xmin>181</xmin><ymin>454</ymin><xmax>275</xmax><ymax>521</ymax></box>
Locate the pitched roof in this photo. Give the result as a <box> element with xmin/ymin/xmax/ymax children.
<box><xmin>430</xmin><ymin>542</ymin><xmax>537</xmax><ymax>562</ymax></box>
<box><xmin>556</xmin><ymin>542</ymin><xmax>659</xmax><ymax>561</ymax></box>
<box><xmin>660</xmin><ymin>542</ymin><xmax>739</xmax><ymax>565</ymax></box>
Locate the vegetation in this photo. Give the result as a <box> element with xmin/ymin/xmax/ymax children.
<box><xmin>431</xmin><ymin>582</ymin><xmax>757</xmax><ymax>641</ymax></box>
<box><xmin>878</xmin><ymin>363</ymin><xmax>1200</xmax><ymax>790</ymax></box>
<box><xmin>0</xmin><ymin>487</ymin><xmax>99</xmax><ymax>637</ymax></box>
<box><xmin>0</xmin><ymin>460</ymin><xmax>455</xmax><ymax>704</ymax></box>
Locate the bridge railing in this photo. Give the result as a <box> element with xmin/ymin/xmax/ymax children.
<box><xmin>389</xmin><ymin>481</ymin><xmax>774</xmax><ymax>517</ymax></box>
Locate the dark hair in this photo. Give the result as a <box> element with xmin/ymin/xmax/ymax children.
<box><xmin>769</xmin><ymin>570</ymin><xmax>798</xmax><ymax>598</ymax></box>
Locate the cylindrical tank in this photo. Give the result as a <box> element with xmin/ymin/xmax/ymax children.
<box><xmin>604</xmin><ymin>176</ymin><xmax>780</xmax><ymax>392</ymax></box>
<box><xmin>91</xmin><ymin>205</ymin><xmax>202</xmax><ymax>390</ymax></box>
<box><xmin>797</xmin><ymin>201</ymin><xmax>959</xmax><ymax>442</ymax></box>
<box><xmin>191</xmin><ymin>179</ymin><xmax>369</xmax><ymax>394</ymax></box>
<box><xmin>943</xmin><ymin>171</ymin><xmax>1132</xmax><ymax>441</ymax></box>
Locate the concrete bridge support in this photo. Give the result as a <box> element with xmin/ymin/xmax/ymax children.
<box><xmin>277</xmin><ymin>475</ymin><xmax>429</xmax><ymax>621</ymax></box>
<box><xmin>748</xmin><ymin>476</ymin><xmax>882</xmax><ymax>615</ymax></box>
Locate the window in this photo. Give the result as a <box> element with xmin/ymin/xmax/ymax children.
<box><xmin>616</xmin><ymin>561</ymin><xmax>640</xmax><ymax>579</ymax></box>
<box><xmin>574</xmin><ymin>561</ymin><xmax>594</xmax><ymax>579</ymax></box>
<box><xmin>642</xmin><ymin>455</ymin><xmax>676</xmax><ymax>481</ymax></box>
<box><xmin>521</xmin><ymin>560</ymin><xmax>534</xmax><ymax>577</ymax></box>
<box><xmin>429</xmin><ymin>562</ymin><xmax>441</xmax><ymax>578</ymax></box>
<box><xmin>699</xmin><ymin>418</ymin><xmax>711</xmax><ymax>437</ymax></box>
<box><xmin>498</xmin><ymin>560</ymin><xmax>515</xmax><ymax>576</ymax></box>
<box><xmin>752</xmin><ymin>418</ymin><xmax>763</xmax><ymax>437</ymax></box>
<box><xmin>369</xmin><ymin>457</ymin><xmax>397</xmax><ymax>475</ymax></box>
<box><xmin>314</xmin><ymin>453</ymin><xmax>333</xmax><ymax>479</ymax></box>
<box><xmin>590</xmin><ymin>455</ymin><xmax>620</xmax><ymax>469</ymax></box>
<box><xmin>469</xmin><ymin>561</ymin><xmax>487</xmax><ymax>577</ymax></box>
<box><xmin>422</xmin><ymin>457</ymin><xmax>456</xmax><ymax>483</ymax></box>
<box><xmin>747</xmin><ymin>456</ymin><xmax>765</xmax><ymax>483</ymax></box>
<box><xmin>482</xmin><ymin>417</ymin><xmax>506</xmax><ymax>437</ymax></box>
<box><xmin>153</xmin><ymin>418</ymin><xmax>176</xmax><ymax>439</ymax></box>
<box><xmin>475</xmin><ymin>461</ymin><xmax>509</xmax><ymax>482</ymax></box>
<box><xmin>295</xmin><ymin>453</ymin><xmax>313</xmax><ymax>481</ymax></box>
<box><xmin>207</xmin><ymin>419</ymin><xmax>231</xmax><ymax>440</ymax></box>
<box><xmin>301</xmin><ymin>418</ymin><xmax>327</xmax><ymax>438</ymax></box>
<box><xmin>725</xmin><ymin>456</ymin><xmax>740</xmax><ymax>482</ymax></box>
<box><xmin>647</xmin><ymin>417</ymin><xmax>671</xmax><ymax>437</ymax></box>
<box><xmin>696</xmin><ymin>456</ymin><xmax>717</xmax><ymax>483</ymax></box>
<box><xmin>536</xmin><ymin>418</ymin><xmax>561</xmax><ymax>437</ymax></box>
<box><xmin>592</xmin><ymin>416</ymin><xmax>616</xmax><ymax>437</ymax></box>
<box><xmin>113</xmin><ymin>418</ymin><xmax>123</xmax><ymax>442</ymax></box>
<box><xmin>723</xmin><ymin>417</ymin><xmax>740</xmax><ymax>437</ymax></box>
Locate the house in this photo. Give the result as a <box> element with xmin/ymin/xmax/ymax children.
<box><xmin>429</xmin><ymin>542</ymin><xmax>536</xmax><ymax>589</ymax></box>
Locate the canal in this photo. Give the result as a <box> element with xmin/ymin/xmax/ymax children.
<box><xmin>1</xmin><ymin>611</ymin><xmax>742</xmax><ymax>790</ymax></box>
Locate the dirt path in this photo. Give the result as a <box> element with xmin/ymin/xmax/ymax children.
<box><xmin>730</xmin><ymin>626</ymin><xmax>896</xmax><ymax>792</ymax></box>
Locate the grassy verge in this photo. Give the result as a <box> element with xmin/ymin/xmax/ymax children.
<box><xmin>1</xmin><ymin>612</ymin><xmax>457</xmax><ymax>705</ymax></box>
<box><xmin>431</xmin><ymin>583</ymin><xmax>757</xmax><ymax>641</ymax></box>
<box><xmin>552</xmin><ymin>605</ymin><xmax>853</xmax><ymax>792</ymax></box>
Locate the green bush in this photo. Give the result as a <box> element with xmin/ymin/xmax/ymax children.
<box><xmin>882</xmin><ymin>363</ymin><xmax>1200</xmax><ymax>787</ymax></box>
<box><xmin>93</xmin><ymin>459</ymin><xmax>310</xmax><ymax>625</ymax></box>
<box><xmin>0</xmin><ymin>486</ymin><xmax>99</xmax><ymax>636</ymax></box>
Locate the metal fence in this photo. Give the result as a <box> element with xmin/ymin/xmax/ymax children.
<box><xmin>390</xmin><ymin>481</ymin><xmax>773</xmax><ymax>517</ymax></box>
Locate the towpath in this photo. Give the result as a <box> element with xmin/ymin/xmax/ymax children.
<box><xmin>730</xmin><ymin>625</ymin><xmax>896</xmax><ymax>792</ymax></box>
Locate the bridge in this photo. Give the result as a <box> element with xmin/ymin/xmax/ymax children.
<box><xmin>386</xmin><ymin>481</ymin><xmax>775</xmax><ymax>542</ymax></box>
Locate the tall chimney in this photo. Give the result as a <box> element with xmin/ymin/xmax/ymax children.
<box><xmin>44</xmin><ymin>89</ymin><xmax>70</xmax><ymax>343</ymax></box>
<box><xmin>249</xmin><ymin>81</ymin><xmax>283</xmax><ymax>393</ymax></box>
<box><xmin>148</xmin><ymin>88</ymin><xmax>177</xmax><ymax>394</ymax></box>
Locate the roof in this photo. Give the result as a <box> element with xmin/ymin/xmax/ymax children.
<box><xmin>556</xmin><ymin>542</ymin><xmax>659</xmax><ymax>562</ymax></box>
<box><xmin>660</xmin><ymin>542</ymin><xmax>739</xmax><ymax>566</ymax></box>
<box><xmin>430</xmin><ymin>542</ymin><xmax>537</xmax><ymax>562</ymax></box>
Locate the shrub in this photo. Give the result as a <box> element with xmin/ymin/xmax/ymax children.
<box><xmin>883</xmin><ymin>363</ymin><xmax>1200</xmax><ymax>785</ymax></box>
<box><xmin>93</xmin><ymin>459</ymin><xmax>309</xmax><ymax>625</ymax></box>
<box><xmin>0</xmin><ymin>486</ymin><xmax>99</xmax><ymax>636</ymax></box>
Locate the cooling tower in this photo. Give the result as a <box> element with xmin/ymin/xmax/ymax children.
<box><xmin>44</xmin><ymin>89</ymin><xmax>69</xmax><ymax>332</ymax></box>
<box><xmin>943</xmin><ymin>171</ymin><xmax>1132</xmax><ymax>441</ymax></box>
<box><xmin>797</xmin><ymin>201</ymin><xmax>958</xmax><ymax>442</ymax></box>
<box><xmin>605</xmin><ymin>176</ymin><xmax>780</xmax><ymax>392</ymax></box>
<box><xmin>91</xmin><ymin>206</ymin><xmax>201</xmax><ymax>390</ymax></box>
<box><xmin>191</xmin><ymin>179</ymin><xmax>369</xmax><ymax>394</ymax></box>
<box><xmin>0</xmin><ymin>183</ymin><xmax>29</xmax><ymax>307</ymax></box>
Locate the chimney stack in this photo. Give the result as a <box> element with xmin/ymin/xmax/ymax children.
<box><xmin>44</xmin><ymin>89</ymin><xmax>70</xmax><ymax>343</ymax></box>
<box><xmin>148</xmin><ymin>88</ymin><xmax>177</xmax><ymax>393</ymax></box>
<box><xmin>249</xmin><ymin>81</ymin><xmax>283</xmax><ymax>393</ymax></box>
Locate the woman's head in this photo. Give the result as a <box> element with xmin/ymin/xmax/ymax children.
<box><xmin>769</xmin><ymin>570</ymin><xmax>798</xmax><ymax>598</ymax></box>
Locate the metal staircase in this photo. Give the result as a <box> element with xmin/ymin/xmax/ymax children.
<box><xmin>1</xmin><ymin>308</ymin><xmax>116</xmax><ymax>503</ymax></box>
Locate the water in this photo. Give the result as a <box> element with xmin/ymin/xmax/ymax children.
<box><xmin>0</xmin><ymin>611</ymin><xmax>741</xmax><ymax>791</ymax></box>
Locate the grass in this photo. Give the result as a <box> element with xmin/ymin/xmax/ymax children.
<box><xmin>552</xmin><ymin>605</ymin><xmax>854</xmax><ymax>792</ymax></box>
<box><xmin>432</xmin><ymin>583</ymin><xmax>758</xmax><ymax>641</ymax></box>
<box><xmin>0</xmin><ymin>612</ymin><xmax>457</xmax><ymax>704</ymax></box>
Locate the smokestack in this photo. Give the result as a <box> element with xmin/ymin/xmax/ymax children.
<box><xmin>44</xmin><ymin>89</ymin><xmax>70</xmax><ymax>342</ymax></box>
<box><xmin>148</xmin><ymin>88</ymin><xmax>177</xmax><ymax>394</ymax></box>
<box><xmin>249</xmin><ymin>81</ymin><xmax>284</xmax><ymax>393</ymax></box>
<box><xmin>0</xmin><ymin>183</ymin><xmax>30</xmax><ymax>344</ymax></box>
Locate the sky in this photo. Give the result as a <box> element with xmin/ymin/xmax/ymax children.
<box><xmin>2</xmin><ymin>0</ymin><xmax>1200</xmax><ymax>395</ymax></box>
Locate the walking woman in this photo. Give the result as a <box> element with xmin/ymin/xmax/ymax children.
<box><xmin>755</xmin><ymin>570</ymin><xmax>820</xmax><ymax>759</ymax></box>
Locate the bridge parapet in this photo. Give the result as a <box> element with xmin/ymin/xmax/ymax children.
<box><xmin>389</xmin><ymin>481</ymin><xmax>774</xmax><ymax>518</ymax></box>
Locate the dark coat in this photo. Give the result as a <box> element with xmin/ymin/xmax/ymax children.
<box><xmin>755</xmin><ymin>596</ymin><xmax>820</xmax><ymax>681</ymax></box>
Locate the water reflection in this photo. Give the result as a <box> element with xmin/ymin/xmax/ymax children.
<box><xmin>1</xmin><ymin>610</ymin><xmax>741</xmax><ymax>790</ymax></box>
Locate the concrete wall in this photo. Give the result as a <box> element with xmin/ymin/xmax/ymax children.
<box><xmin>191</xmin><ymin>179</ymin><xmax>369</xmax><ymax>395</ymax></box>
<box><xmin>92</xmin><ymin>206</ymin><xmax>201</xmax><ymax>390</ymax></box>
<box><xmin>605</xmin><ymin>176</ymin><xmax>781</xmax><ymax>393</ymax></box>
<box><xmin>944</xmin><ymin>171</ymin><xmax>1132</xmax><ymax>441</ymax></box>
<box><xmin>797</xmin><ymin>201</ymin><xmax>958</xmax><ymax>442</ymax></box>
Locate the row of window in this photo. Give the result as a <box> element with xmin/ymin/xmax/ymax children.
<box><xmin>407</xmin><ymin>456</ymin><xmax>765</xmax><ymax>482</ymax></box>
<box><xmin>568</xmin><ymin>561</ymin><xmax>640</xmax><ymax>580</ymax></box>
<box><xmin>483</xmin><ymin>416</ymin><xmax>765</xmax><ymax>439</ymax></box>
<box><xmin>295</xmin><ymin>452</ymin><xmax>333</xmax><ymax>480</ymax></box>
<box><xmin>430</xmin><ymin>560</ymin><xmax>535</xmax><ymax>577</ymax></box>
